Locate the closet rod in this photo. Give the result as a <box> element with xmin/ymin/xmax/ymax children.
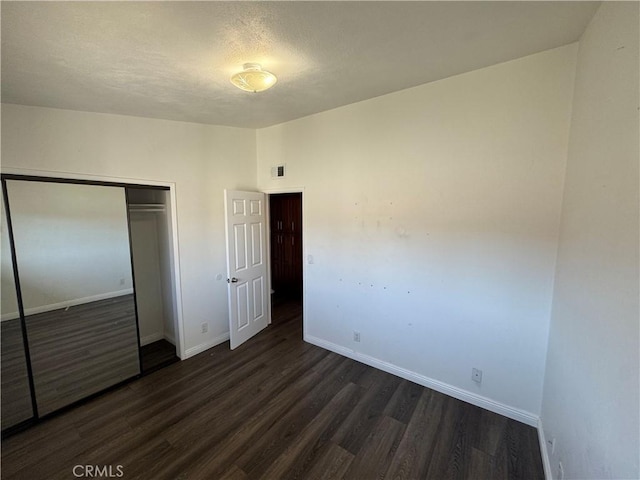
<box><xmin>129</xmin><ymin>209</ymin><xmax>165</xmax><ymax>213</ymax></box>
<box><xmin>128</xmin><ymin>203</ymin><xmax>166</xmax><ymax>213</ymax></box>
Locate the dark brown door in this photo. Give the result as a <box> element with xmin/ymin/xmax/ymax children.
<box><xmin>269</xmin><ymin>193</ymin><xmax>302</xmax><ymax>299</ymax></box>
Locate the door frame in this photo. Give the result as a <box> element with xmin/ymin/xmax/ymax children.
<box><xmin>262</xmin><ymin>187</ymin><xmax>306</xmax><ymax>336</ymax></box>
<box><xmin>0</xmin><ymin>167</ymin><xmax>187</xmax><ymax>360</ymax></box>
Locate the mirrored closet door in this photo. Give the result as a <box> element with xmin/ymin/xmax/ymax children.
<box><xmin>3</xmin><ymin>179</ymin><xmax>141</xmax><ymax>417</ymax></box>
<box><xmin>1</xmin><ymin>192</ymin><xmax>34</xmax><ymax>430</ymax></box>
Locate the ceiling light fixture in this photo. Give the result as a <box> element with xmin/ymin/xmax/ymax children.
<box><xmin>230</xmin><ymin>63</ymin><xmax>277</xmax><ymax>93</ymax></box>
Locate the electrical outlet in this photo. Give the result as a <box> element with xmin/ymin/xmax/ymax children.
<box><xmin>353</xmin><ymin>331</ymin><xmax>360</xmax><ymax>342</ymax></box>
<box><xmin>472</xmin><ymin>368</ymin><xmax>482</xmax><ymax>384</ymax></box>
<box><xmin>558</xmin><ymin>461</ymin><xmax>564</xmax><ymax>480</ymax></box>
<box><xmin>201</xmin><ymin>322</ymin><xmax>208</xmax><ymax>334</ymax></box>
<box><xmin>119</xmin><ymin>278</ymin><xmax>125</xmax><ymax>286</ymax></box>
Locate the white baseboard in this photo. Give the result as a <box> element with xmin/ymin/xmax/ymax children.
<box><xmin>1</xmin><ymin>311</ymin><xmax>21</xmax><ymax>321</ymax></box>
<box><xmin>538</xmin><ymin>417</ymin><xmax>553</xmax><ymax>480</ymax></box>
<box><xmin>184</xmin><ymin>332</ymin><xmax>230</xmax><ymax>359</ymax></box>
<box><xmin>140</xmin><ymin>332</ymin><xmax>164</xmax><ymax>346</ymax></box>
<box><xmin>1</xmin><ymin>289</ymin><xmax>134</xmax><ymax>322</ymax></box>
<box><xmin>140</xmin><ymin>332</ymin><xmax>178</xmax><ymax>347</ymax></box>
<box><xmin>304</xmin><ymin>334</ymin><xmax>539</xmax><ymax>427</ymax></box>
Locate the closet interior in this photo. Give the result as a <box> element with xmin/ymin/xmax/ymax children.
<box><xmin>0</xmin><ymin>176</ymin><xmax>180</xmax><ymax>436</ymax></box>
<box><xmin>126</xmin><ymin>187</ymin><xmax>179</xmax><ymax>373</ymax></box>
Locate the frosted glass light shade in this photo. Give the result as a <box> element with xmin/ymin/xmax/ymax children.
<box><xmin>230</xmin><ymin>63</ymin><xmax>277</xmax><ymax>93</ymax></box>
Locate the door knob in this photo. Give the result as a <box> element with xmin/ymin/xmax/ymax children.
<box><xmin>228</xmin><ymin>277</ymin><xmax>239</xmax><ymax>283</ymax></box>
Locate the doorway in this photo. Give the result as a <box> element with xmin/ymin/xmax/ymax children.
<box><xmin>268</xmin><ymin>192</ymin><xmax>303</xmax><ymax>325</ymax></box>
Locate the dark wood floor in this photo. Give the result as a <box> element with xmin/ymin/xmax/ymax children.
<box><xmin>1</xmin><ymin>295</ymin><xmax>141</xmax><ymax>428</ymax></box>
<box><xmin>141</xmin><ymin>339</ymin><xmax>179</xmax><ymax>374</ymax></box>
<box><xmin>23</xmin><ymin>295</ymin><xmax>140</xmax><ymax>416</ymax></box>
<box><xmin>0</xmin><ymin>318</ymin><xmax>33</xmax><ymax>430</ymax></box>
<box><xmin>271</xmin><ymin>294</ymin><xmax>303</xmax><ymax>325</ymax></box>
<box><xmin>1</xmin><ymin>300</ymin><xmax>544</xmax><ymax>479</ymax></box>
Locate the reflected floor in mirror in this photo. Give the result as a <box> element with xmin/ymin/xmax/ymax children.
<box><xmin>24</xmin><ymin>294</ymin><xmax>141</xmax><ymax>416</ymax></box>
<box><xmin>1</xmin><ymin>319</ymin><xmax>34</xmax><ymax>430</ymax></box>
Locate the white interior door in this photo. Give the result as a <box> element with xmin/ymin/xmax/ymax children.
<box><xmin>224</xmin><ymin>190</ymin><xmax>270</xmax><ymax>349</ymax></box>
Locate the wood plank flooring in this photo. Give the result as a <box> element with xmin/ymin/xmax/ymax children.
<box><xmin>1</xmin><ymin>301</ymin><xmax>544</xmax><ymax>479</ymax></box>
<box><xmin>23</xmin><ymin>295</ymin><xmax>140</xmax><ymax>416</ymax></box>
<box><xmin>2</xmin><ymin>295</ymin><xmax>179</xmax><ymax>432</ymax></box>
<box><xmin>140</xmin><ymin>339</ymin><xmax>179</xmax><ymax>374</ymax></box>
<box><xmin>0</xmin><ymin>318</ymin><xmax>34</xmax><ymax>430</ymax></box>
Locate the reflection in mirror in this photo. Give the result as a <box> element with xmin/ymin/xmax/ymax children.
<box><xmin>1</xmin><ymin>188</ymin><xmax>34</xmax><ymax>430</ymax></box>
<box><xmin>6</xmin><ymin>180</ymin><xmax>140</xmax><ymax>416</ymax></box>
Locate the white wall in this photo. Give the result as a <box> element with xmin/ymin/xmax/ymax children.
<box><xmin>2</xmin><ymin>180</ymin><xmax>132</xmax><ymax>318</ymax></box>
<box><xmin>129</xmin><ymin>211</ymin><xmax>166</xmax><ymax>345</ymax></box>
<box><xmin>1</xmin><ymin>105</ymin><xmax>257</xmax><ymax>355</ymax></box>
<box><xmin>541</xmin><ymin>3</ymin><xmax>640</xmax><ymax>479</ymax></box>
<box><xmin>257</xmin><ymin>44</ymin><xmax>578</xmax><ymax>419</ymax></box>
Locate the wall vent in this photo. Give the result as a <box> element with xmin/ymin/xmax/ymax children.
<box><xmin>271</xmin><ymin>165</ymin><xmax>286</xmax><ymax>178</ymax></box>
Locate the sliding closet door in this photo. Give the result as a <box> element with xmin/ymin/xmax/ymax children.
<box><xmin>5</xmin><ymin>180</ymin><xmax>140</xmax><ymax>416</ymax></box>
<box><xmin>0</xmin><ymin>192</ymin><xmax>34</xmax><ymax>430</ymax></box>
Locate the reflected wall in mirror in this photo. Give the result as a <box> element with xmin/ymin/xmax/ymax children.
<box><xmin>1</xmin><ymin>189</ymin><xmax>34</xmax><ymax>430</ymax></box>
<box><xmin>5</xmin><ymin>180</ymin><xmax>141</xmax><ymax>416</ymax></box>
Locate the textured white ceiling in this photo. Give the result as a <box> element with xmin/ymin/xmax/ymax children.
<box><xmin>1</xmin><ymin>1</ymin><xmax>599</xmax><ymax>129</ymax></box>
